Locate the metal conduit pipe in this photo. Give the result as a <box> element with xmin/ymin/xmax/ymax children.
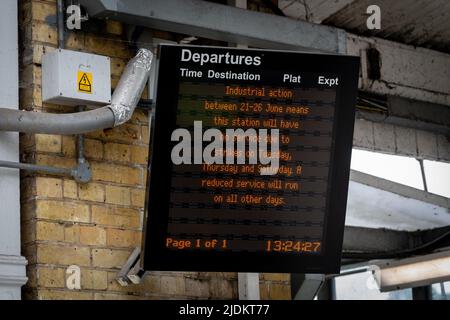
<box><xmin>57</xmin><ymin>0</ymin><xmax>65</xmax><ymax>48</ymax></box>
<box><xmin>0</xmin><ymin>48</ymin><xmax>153</xmax><ymax>134</ymax></box>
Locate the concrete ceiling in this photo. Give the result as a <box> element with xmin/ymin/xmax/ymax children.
<box><xmin>279</xmin><ymin>0</ymin><xmax>450</xmax><ymax>54</ymax></box>
<box><xmin>279</xmin><ymin>0</ymin><xmax>355</xmax><ymax>23</ymax></box>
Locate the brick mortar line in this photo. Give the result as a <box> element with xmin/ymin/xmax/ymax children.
<box><xmin>20</xmin><ymin>198</ymin><xmax>146</xmax><ymax>212</ymax></box>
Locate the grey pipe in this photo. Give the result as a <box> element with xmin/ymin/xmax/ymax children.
<box><xmin>0</xmin><ymin>49</ymin><xmax>153</xmax><ymax>134</ymax></box>
<box><xmin>0</xmin><ymin>107</ymin><xmax>115</xmax><ymax>134</ymax></box>
<box><xmin>0</xmin><ymin>160</ymin><xmax>73</xmax><ymax>176</ymax></box>
<box><xmin>57</xmin><ymin>0</ymin><xmax>65</xmax><ymax>48</ymax></box>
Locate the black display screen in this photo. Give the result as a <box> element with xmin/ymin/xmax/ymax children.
<box><xmin>143</xmin><ymin>44</ymin><xmax>359</xmax><ymax>273</ymax></box>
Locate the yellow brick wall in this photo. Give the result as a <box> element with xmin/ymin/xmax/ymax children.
<box><xmin>19</xmin><ymin>0</ymin><xmax>291</xmax><ymax>300</ymax></box>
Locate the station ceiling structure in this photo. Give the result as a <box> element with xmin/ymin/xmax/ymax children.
<box><xmin>76</xmin><ymin>0</ymin><xmax>450</xmax><ymax>257</ymax></box>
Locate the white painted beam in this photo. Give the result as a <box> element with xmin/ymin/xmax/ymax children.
<box><xmin>0</xmin><ymin>0</ymin><xmax>28</xmax><ymax>300</ymax></box>
<box><xmin>347</xmin><ymin>170</ymin><xmax>450</xmax><ymax>231</ymax></box>
<box><xmin>238</xmin><ymin>273</ymin><xmax>260</xmax><ymax>300</ymax></box>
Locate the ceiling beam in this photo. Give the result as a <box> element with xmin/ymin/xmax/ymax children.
<box><xmin>79</xmin><ymin>0</ymin><xmax>450</xmax><ymax>109</ymax></box>
<box><xmin>78</xmin><ymin>0</ymin><xmax>347</xmax><ymax>53</ymax></box>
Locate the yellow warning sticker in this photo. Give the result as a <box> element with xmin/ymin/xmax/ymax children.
<box><xmin>77</xmin><ymin>71</ymin><xmax>93</xmax><ymax>94</ymax></box>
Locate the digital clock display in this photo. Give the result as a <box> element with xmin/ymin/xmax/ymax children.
<box><xmin>143</xmin><ymin>45</ymin><xmax>359</xmax><ymax>273</ymax></box>
<box><xmin>266</xmin><ymin>240</ymin><xmax>321</xmax><ymax>253</ymax></box>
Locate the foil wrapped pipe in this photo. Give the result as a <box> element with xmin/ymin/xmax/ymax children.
<box><xmin>108</xmin><ymin>48</ymin><xmax>153</xmax><ymax>126</ymax></box>
<box><xmin>0</xmin><ymin>49</ymin><xmax>153</xmax><ymax>134</ymax></box>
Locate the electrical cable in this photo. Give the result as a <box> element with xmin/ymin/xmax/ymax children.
<box><xmin>260</xmin><ymin>0</ymin><xmax>286</xmax><ymax>16</ymax></box>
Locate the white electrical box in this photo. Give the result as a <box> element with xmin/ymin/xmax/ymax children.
<box><xmin>42</xmin><ymin>49</ymin><xmax>111</xmax><ymax>106</ymax></box>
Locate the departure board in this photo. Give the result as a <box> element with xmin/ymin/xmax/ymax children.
<box><xmin>144</xmin><ymin>45</ymin><xmax>359</xmax><ymax>273</ymax></box>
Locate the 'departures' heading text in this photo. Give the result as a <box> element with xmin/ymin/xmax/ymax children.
<box><xmin>181</xmin><ymin>48</ymin><xmax>262</xmax><ymax>66</ymax></box>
